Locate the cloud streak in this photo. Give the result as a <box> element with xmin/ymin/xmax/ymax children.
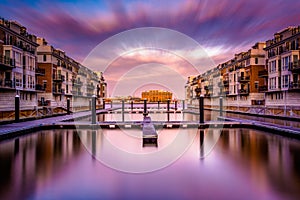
<box><xmin>1</xmin><ymin>0</ymin><xmax>299</xmax><ymax>96</ymax></box>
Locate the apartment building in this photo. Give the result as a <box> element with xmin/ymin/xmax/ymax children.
<box><xmin>186</xmin><ymin>42</ymin><xmax>266</xmax><ymax>110</ymax></box>
<box><xmin>0</xmin><ymin>18</ymin><xmax>39</xmax><ymax>114</ymax></box>
<box><xmin>72</xmin><ymin>65</ymin><xmax>103</xmax><ymax>110</ymax></box>
<box><xmin>36</xmin><ymin>37</ymin><xmax>80</xmax><ymax>108</ymax></box>
<box><xmin>264</xmin><ymin>26</ymin><xmax>300</xmax><ymax>111</ymax></box>
<box><xmin>226</xmin><ymin>42</ymin><xmax>266</xmax><ymax>108</ymax></box>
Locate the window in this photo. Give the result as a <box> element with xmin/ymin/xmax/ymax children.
<box><xmin>43</xmin><ymin>54</ymin><xmax>47</xmax><ymax>62</ymax></box>
<box><xmin>15</xmin><ymin>72</ymin><xmax>22</xmax><ymax>88</ymax></box>
<box><xmin>246</xmin><ymin>59</ymin><xmax>250</xmax><ymax>66</ymax></box>
<box><xmin>282</xmin><ymin>56</ymin><xmax>290</xmax><ymax>71</ymax></box>
<box><xmin>15</xmin><ymin>51</ymin><xmax>21</xmax><ymax>66</ymax></box>
<box><xmin>269</xmin><ymin>61</ymin><xmax>276</xmax><ymax>73</ymax></box>
<box><xmin>255</xmin><ymin>81</ymin><xmax>259</xmax><ymax>89</ymax></box>
<box><xmin>282</xmin><ymin>75</ymin><xmax>290</xmax><ymax>88</ymax></box>
<box><xmin>255</xmin><ymin>58</ymin><xmax>258</xmax><ymax>64</ymax></box>
<box><xmin>269</xmin><ymin>77</ymin><xmax>276</xmax><ymax>89</ymax></box>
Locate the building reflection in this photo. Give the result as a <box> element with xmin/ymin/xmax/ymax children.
<box><xmin>217</xmin><ymin>129</ymin><xmax>300</xmax><ymax>198</ymax></box>
<box><xmin>0</xmin><ymin>130</ymin><xmax>83</xmax><ymax>200</ymax></box>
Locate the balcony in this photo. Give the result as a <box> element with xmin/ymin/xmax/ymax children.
<box><xmin>289</xmin><ymin>61</ymin><xmax>300</xmax><ymax>73</ymax></box>
<box><xmin>35</xmin><ymin>67</ymin><xmax>45</xmax><ymax>76</ymax></box>
<box><xmin>53</xmin><ymin>74</ymin><xmax>65</xmax><ymax>82</ymax></box>
<box><xmin>238</xmin><ymin>76</ymin><xmax>250</xmax><ymax>82</ymax></box>
<box><xmin>72</xmin><ymin>91</ymin><xmax>83</xmax><ymax>96</ymax></box>
<box><xmin>0</xmin><ymin>55</ymin><xmax>16</xmax><ymax>70</ymax></box>
<box><xmin>288</xmin><ymin>82</ymin><xmax>300</xmax><ymax>90</ymax></box>
<box><xmin>238</xmin><ymin>89</ymin><xmax>249</xmax><ymax>95</ymax></box>
<box><xmin>78</xmin><ymin>71</ymin><xmax>87</xmax><ymax>77</ymax></box>
<box><xmin>0</xmin><ymin>79</ymin><xmax>15</xmax><ymax>89</ymax></box>
<box><xmin>223</xmin><ymin>80</ymin><xmax>229</xmax><ymax>86</ymax></box>
<box><xmin>53</xmin><ymin>88</ymin><xmax>65</xmax><ymax>95</ymax></box>
<box><xmin>35</xmin><ymin>84</ymin><xmax>45</xmax><ymax>91</ymax></box>
<box><xmin>73</xmin><ymin>79</ymin><xmax>83</xmax><ymax>87</ymax></box>
<box><xmin>86</xmin><ymin>83</ymin><xmax>95</xmax><ymax>90</ymax></box>
<box><xmin>258</xmin><ymin>86</ymin><xmax>268</xmax><ymax>92</ymax></box>
<box><xmin>258</xmin><ymin>69</ymin><xmax>268</xmax><ymax>77</ymax></box>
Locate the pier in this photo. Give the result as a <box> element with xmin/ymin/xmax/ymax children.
<box><xmin>142</xmin><ymin>116</ymin><xmax>158</xmax><ymax>147</ymax></box>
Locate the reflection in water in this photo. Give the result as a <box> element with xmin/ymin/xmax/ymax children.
<box><xmin>0</xmin><ymin>129</ymin><xmax>300</xmax><ymax>199</ymax></box>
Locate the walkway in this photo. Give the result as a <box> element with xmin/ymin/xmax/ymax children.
<box><xmin>0</xmin><ymin>109</ymin><xmax>108</xmax><ymax>138</ymax></box>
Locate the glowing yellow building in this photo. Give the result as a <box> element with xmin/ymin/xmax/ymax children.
<box><xmin>141</xmin><ymin>90</ymin><xmax>172</xmax><ymax>102</ymax></box>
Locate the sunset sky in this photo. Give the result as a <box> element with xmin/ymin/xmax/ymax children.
<box><xmin>1</xmin><ymin>0</ymin><xmax>300</xmax><ymax>97</ymax></box>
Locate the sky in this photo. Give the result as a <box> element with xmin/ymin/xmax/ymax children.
<box><xmin>1</xmin><ymin>0</ymin><xmax>300</xmax><ymax>97</ymax></box>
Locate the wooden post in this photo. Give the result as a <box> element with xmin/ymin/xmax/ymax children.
<box><xmin>102</xmin><ymin>98</ymin><xmax>105</xmax><ymax>109</ymax></box>
<box><xmin>143</xmin><ymin>99</ymin><xmax>148</xmax><ymax>117</ymax></box>
<box><xmin>199</xmin><ymin>95</ymin><xmax>204</xmax><ymax>123</ymax></box>
<box><xmin>219</xmin><ymin>97</ymin><xmax>223</xmax><ymax>117</ymax></box>
<box><xmin>15</xmin><ymin>95</ymin><xmax>20</xmax><ymax>122</ymax></box>
<box><xmin>67</xmin><ymin>98</ymin><xmax>70</xmax><ymax>115</ymax></box>
<box><xmin>122</xmin><ymin>99</ymin><xmax>125</xmax><ymax>122</ymax></box>
<box><xmin>92</xmin><ymin>95</ymin><xmax>96</xmax><ymax>124</ymax></box>
<box><xmin>167</xmin><ymin>99</ymin><xmax>170</xmax><ymax>122</ymax></box>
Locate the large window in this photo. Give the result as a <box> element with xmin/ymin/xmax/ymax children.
<box><xmin>282</xmin><ymin>75</ymin><xmax>290</xmax><ymax>88</ymax></box>
<box><xmin>282</xmin><ymin>56</ymin><xmax>290</xmax><ymax>71</ymax></box>
<box><xmin>14</xmin><ymin>51</ymin><xmax>21</xmax><ymax>67</ymax></box>
<box><xmin>15</xmin><ymin>72</ymin><xmax>22</xmax><ymax>88</ymax></box>
<box><xmin>269</xmin><ymin>77</ymin><xmax>276</xmax><ymax>89</ymax></box>
<box><xmin>269</xmin><ymin>60</ymin><xmax>276</xmax><ymax>73</ymax></box>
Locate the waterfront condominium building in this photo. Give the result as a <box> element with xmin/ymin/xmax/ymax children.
<box><xmin>36</xmin><ymin>37</ymin><xmax>107</xmax><ymax>111</ymax></box>
<box><xmin>264</xmin><ymin>26</ymin><xmax>300</xmax><ymax>113</ymax></box>
<box><xmin>225</xmin><ymin>42</ymin><xmax>266</xmax><ymax>108</ymax></box>
<box><xmin>0</xmin><ymin>18</ymin><xmax>39</xmax><ymax>115</ymax></box>
<box><xmin>186</xmin><ymin>42</ymin><xmax>266</xmax><ymax>110</ymax></box>
<box><xmin>36</xmin><ymin>37</ymin><xmax>80</xmax><ymax>108</ymax></box>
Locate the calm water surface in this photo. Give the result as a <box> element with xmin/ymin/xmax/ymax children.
<box><xmin>0</xmin><ymin>128</ymin><xmax>300</xmax><ymax>200</ymax></box>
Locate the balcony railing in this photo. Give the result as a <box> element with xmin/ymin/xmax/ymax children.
<box><xmin>258</xmin><ymin>69</ymin><xmax>268</xmax><ymax>77</ymax></box>
<box><xmin>223</xmin><ymin>80</ymin><xmax>229</xmax><ymax>86</ymax></box>
<box><xmin>73</xmin><ymin>80</ymin><xmax>83</xmax><ymax>86</ymax></box>
<box><xmin>53</xmin><ymin>74</ymin><xmax>65</xmax><ymax>82</ymax></box>
<box><xmin>238</xmin><ymin>89</ymin><xmax>249</xmax><ymax>95</ymax></box>
<box><xmin>238</xmin><ymin>76</ymin><xmax>250</xmax><ymax>82</ymax></box>
<box><xmin>35</xmin><ymin>68</ymin><xmax>45</xmax><ymax>76</ymax></box>
<box><xmin>289</xmin><ymin>82</ymin><xmax>300</xmax><ymax>90</ymax></box>
<box><xmin>258</xmin><ymin>86</ymin><xmax>268</xmax><ymax>92</ymax></box>
<box><xmin>53</xmin><ymin>88</ymin><xmax>65</xmax><ymax>94</ymax></box>
<box><xmin>35</xmin><ymin>84</ymin><xmax>45</xmax><ymax>91</ymax></box>
<box><xmin>86</xmin><ymin>84</ymin><xmax>95</xmax><ymax>90</ymax></box>
<box><xmin>0</xmin><ymin>79</ymin><xmax>15</xmax><ymax>89</ymax></box>
<box><xmin>0</xmin><ymin>55</ymin><xmax>16</xmax><ymax>69</ymax></box>
<box><xmin>289</xmin><ymin>61</ymin><xmax>300</xmax><ymax>72</ymax></box>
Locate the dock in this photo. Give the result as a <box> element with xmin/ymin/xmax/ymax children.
<box><xmin>142</xmin><ymin>116</ymin><xmax>158</xmax><ymax>147</ymax></box>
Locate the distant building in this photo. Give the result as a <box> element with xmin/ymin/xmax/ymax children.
<box><xmin>141</xmin><ymin>90</ymin><xmax>172</xmax><ymax>102</ymax></box>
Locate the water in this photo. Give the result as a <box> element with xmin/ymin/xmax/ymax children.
<box><xmin>0</xmin><ymin>128</ymin><xmax>300</xmax><ymax>200</ymax></box>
